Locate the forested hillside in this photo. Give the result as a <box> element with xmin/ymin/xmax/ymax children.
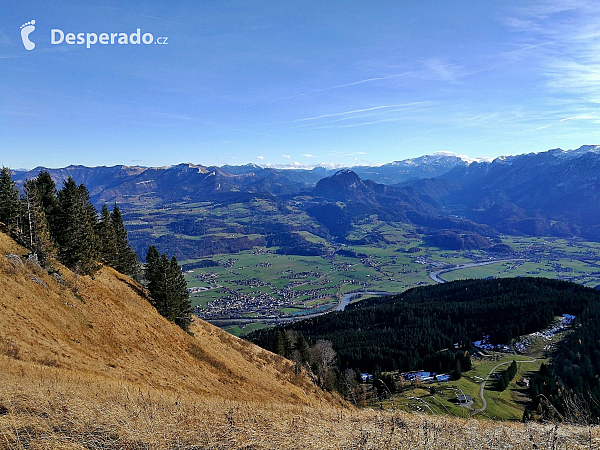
<box><xmin>249</xmin><ymin>278</ymin><xmax>600</xmax><ymax>423</ymax></box>
<box><xmin>528</xmin><ymin>302</ymin><xmax>600</xmax><ymax>423</ymax></box>
<box><xmin>251</xmin><ymin>278</ymin><xmax>598</xmax><ymax>373</ymax></box>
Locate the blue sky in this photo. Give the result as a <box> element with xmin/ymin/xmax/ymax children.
<box><xmin>2</xmin><ymin>0</ymin><xmax>600</xmax><ymax>169</ymax></box>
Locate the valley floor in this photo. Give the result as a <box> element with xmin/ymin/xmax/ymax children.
<box><xmin>184</xmin><ymin>230</ymin><xmax>600</xmax><ymax>331</ymax></box>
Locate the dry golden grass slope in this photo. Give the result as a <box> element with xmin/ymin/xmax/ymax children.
<box><xmin>0</xmin><ymin>230</ymin><xmax>331</xmax><ymax>406</ymax></box>
<box><xmin>0</xmin><ymin>230</ymin><xmax>598</xmax><ymax>449</ymax></box>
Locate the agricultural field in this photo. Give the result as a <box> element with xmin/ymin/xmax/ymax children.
<box><xmin>441</xmin><ymin>236</ymin><xmax>600</xmax><ymax>287</ymax></box>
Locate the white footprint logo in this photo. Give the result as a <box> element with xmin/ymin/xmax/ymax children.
<box><xmin>20</xmin><ymin>20</ymin><xmax>36</xmax><ymax>50</ymax></box>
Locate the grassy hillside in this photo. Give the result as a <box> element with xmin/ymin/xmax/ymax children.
<box><xmin>0</xmin><ymin>231</ymin><xmax>598</xmax><ymax>448</ymax></box>
<box><xmin>0</xmin><ymin>231</ymin><xmax>325</xmax><ymax>406</ymax></box>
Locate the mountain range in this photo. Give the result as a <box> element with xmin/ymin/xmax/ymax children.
<box><xmin>9</xmin><ymin>145</ymin><xmax>600</xmax><ymax>247</ymax></box>
<box><xmin>404</xmin><ymin>145</ymin><xmax>600</xmax><ymax>240</ymax></box>
<box><xmin>9</xmin><ymin>151</ymin><xmax>477</xmax><ymax>205</ymax></box>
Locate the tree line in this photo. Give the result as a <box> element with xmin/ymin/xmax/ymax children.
<box><xmin>0</xmin><ymin>166</ymin><xmax>192</xmax><ymax>332</ymax></box>
<box><xmin>498</xmin><ymin>360</ymin><xmax>517</xmax><ymax>392</ymax></box>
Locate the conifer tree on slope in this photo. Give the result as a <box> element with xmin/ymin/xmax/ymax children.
<box><xmin>145</xmin><ymin>245</ymin><xmax>192</xmax><ymax>332</ymax></box>
<box><xmin>33</xmin><ymin>171</ymin><xmax>58</xmax><ymax>235</ymax></box>
<box><xmin>55</xmin><ymin>177</ymin><xmax>100</xmax><ymax>276</ymax></box>
<box><xmin>168</xmin><ymin>255</ymin><xmax>192</xmax><ymax>331</ymax></box>
<box><xmin>96</xmin><ymin>203</ymin><xmax>140</xmax><ymax>278</ymax></box>
<box><xmin>110</xmin><ymin>204</ymin><xmax>139</xmax><ymax>279</ymax></box>
<box><xmin>158</xmin><ymin>252</ymin><xmax>174</xmax><ymax>320</ymax></box>
<box><xmin>0</xmin><ymin>167</ymin><xmax>19</xmax><ymax>230</ymax></box>
<box><xmin>146</xmin><ymin>246</ymin><xmax>167</xmax><ymax>315</ymax></box>
<box><xmin>97</xmin><ymin>204</ymin><xmax>118</xmax><ymax>267</ymax></box>
<box><xmin>20</xmin><ymin>179</ymin><xmax>56</xmax><ymax>266</ymax></box>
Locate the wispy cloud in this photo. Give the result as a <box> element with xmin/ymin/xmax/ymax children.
<box><xmin>520</xmin><ymin>113</ymin><xmax>599</xmax><ymax>133</ymax></box>
<box><xmin>282</xmin><ymin>154</ymin><xmax>291</xmax><ymax>158</ymax></box>
<box><xmin>282</xmin><ymin>102</ymin><xmax>430</xmax><ymax>124</ymax></box>
<box><xmin>256</xmin><ymin>155</ymin><xmax>264</xmax><ymax>160</ymax></box>
<box><xmin>141</xmin><ymin>14</ymin><xmax>165</xmax><ymax>21</ymax></box>
<box><xmin>140</xmin><ymin>14</ymin><xmax>179</xmax><ymax>24</ymax></box>
<box><xmin>422</xmin><ymin>59</ymin><xmax>464</xmax><ymax>82</ymax></box>
<box><xmin>301</xmin><ymin>154</ymin><xmax>316</xmax><ymax>158</ymax></box>
<box><xmin>522</xmin><ymin>124</ymin><xmax>553</xmax><ymax>133</ymax></box>
<box><xmin>505</xmin><ymin>0</ymin><xmax>600</xmax><ymax>106</ymax></box>
<box><xmin>270</xmin><ymin>72</ymin><xmax>413</xmax><ymax>102</ymax></box>
<box><xmin>313</xmin><ymin>116</ymin><xmax>413</xmax><ymax>129</ymax></box>
<box><xmin>560</xmin><ymin>114</ymin><xmax>597</xmax><ymax>122</ymax></box>
<box><xmin>269</xmin><ymin>59</ymin><xmax>465</xmax><ymax>104</ymax></box>
<box><xmin>262</xmin><ymin>102</ymin><xmax>434</xmax><ymax>132</ymax></box>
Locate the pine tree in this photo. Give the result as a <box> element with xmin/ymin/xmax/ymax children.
<box><xmin>273</xmin><ymin>330</ymin><xmax>292</xmax><ymax>357</ymax></box>
<box><xmin>295</xmin><ymin>334</ymin><xmax>310</xmax><ymax>365</ymax></box>
<box><xmin>97</xmin><ymin>204</ymin><xmax>118</xmax><ymax>267</ymax></box>
<box><xmin>145</xmin><ymin>247</ymin><xmax>191</xmax><ymax>331</ymax></box>
<box><xmin>110</xmin><ymin>204</ymin><xmax>139</xmax><ymax>278</ymax></box>
<box><xmin>54</xmin><ymin>177</ymin><xmax>100</xmax><ymax>276</ymax></box>
<box><xmin>158</xmin><ymin>252</ymin><xmax>171</xmax><ymax>315</ymax></box>
<box><xmin>273</xmin><ymin>330</ymin><xmax>286</xmax><ymax>356</ymax></box>
<box><xmin>79</xmin><ymin>183</ymin><xmax>100</xmax><ymax>259</ymax></box>
<box><xmin>33</xmin><ymin>171</ymin><xmax>58</xmax><ymax>231</ymax></box>
<box><xmin>20</xmin><ymin>179</ymin><xmax>56</xmax><ymax>266</ymax></box>
<box><xmin>499</xmin><ymin>375</ymin><xmax>508</xmax><ymax>391</ymax></box>
<box><xmin>462</xmin><ymin>351</ymin><xmax>472</xmax><ymax>371</ymax></box>
<box><xmin>452</xmin><ymin>359</ymin><xmax>462</xmax><ymax>380</ymax></box>
<box><xmin>0</xmin><ymin>167</ymin><xmax>19</xmax><ymax>230</ymax></box>
<box><xmin>168</xmin><ymin>256</ymin><xmax>192</xmax><ymax>331</ymax></box>
<box><xmin>145</xmin><ymin>246</ymin><xmax>166</xmax><ymax>311</ymax></box>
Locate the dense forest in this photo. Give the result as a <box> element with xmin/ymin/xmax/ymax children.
<box><xmin>248</xmin><ymin>278</ymin><xmax>600</xmax><ymax>374</ymax></box>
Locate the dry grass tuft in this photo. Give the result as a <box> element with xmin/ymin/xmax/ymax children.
<box><xmin>0</xmin><ymin>337</ymin><xmax>20</xmax><ymax>360</ymax></box>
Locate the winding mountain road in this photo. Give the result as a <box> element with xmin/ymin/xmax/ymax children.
<box><xmin>472</xmin><ymin>356</ymin><xmax>537</xmax><ymax>414</ymax></box>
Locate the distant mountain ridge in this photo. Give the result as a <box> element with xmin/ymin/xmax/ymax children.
<box><xmin>13</xmin><ymin>146</ymin><xmax>597</xmax><ymax>195</ymax></box>
<box><xmin>8</xmin><ymin>151</ymin><xmax>482</xmax><ymax>205</ymax></box>
<box><xmin>9</xmin><ymin>144</ymin><xmax>600</xmax><ymax>243</ymax></box>
<box><xmin>352</xmin><ymin>152</ymin><xmax>472</xmax><ymax>184</ymax></box>
<box><xmin>405</xmin><ymin>145</ymin><xmax>600</xmax><ymax>240</ymax></box>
